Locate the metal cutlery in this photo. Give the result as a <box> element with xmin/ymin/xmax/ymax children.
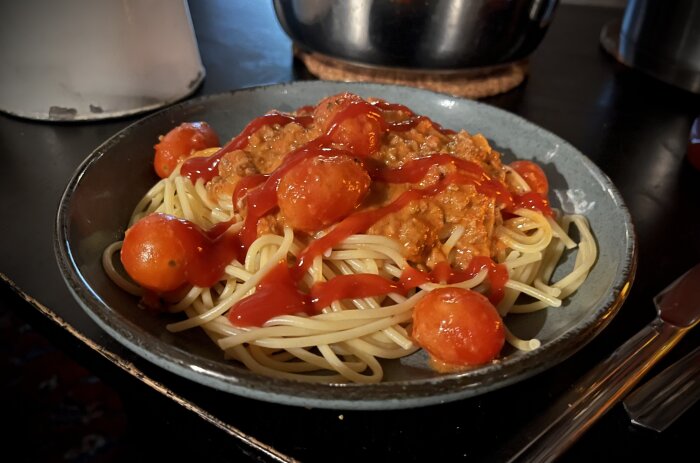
<box><xmin>623</xmin><ymin>345</ymin><xmax>700</xmax><ymax>432</ymax></box>
<box><xmin>502</xmin><ymin>263</ymin><xmax>700</xmax><ymax>463</ymax></box>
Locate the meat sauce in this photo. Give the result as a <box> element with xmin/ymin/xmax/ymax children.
<box><xmin>197</xmin><ymin>94</ymin><xmax>549</xmax><ymax>269</ymax></box>
<box><xmin>122</xmin><ymin>93</ymin><xmax>553</xmax><ymax>368</ymax></box>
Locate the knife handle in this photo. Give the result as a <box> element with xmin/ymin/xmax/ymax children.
<box><xmin>505</xmin><ymin>319</ymin><xmax>687</xmax><ymax>463</ymax></box>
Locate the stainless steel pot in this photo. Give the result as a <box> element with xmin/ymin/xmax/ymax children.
<box><xmin>273</xmin><ymin>0</ymin><xmax>559</xmax><ymax>70</ymax></box>
<box><xmin>618</xmin><ymin>0</ymin><xmax>700</xmax><ymax>93</ymax></box>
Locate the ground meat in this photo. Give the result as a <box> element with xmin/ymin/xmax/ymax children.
<box><xmin>204</xmin><ymin>93</ymin><xmax>509</xmax><ymax>269</ymax></box>
<box><xmin>207</xmin><ymin>150</ymin><xmax>259</xmax><ymax>199</ymax></box>
<box><xmin>246</xmin><ymin>123</ymin><xmax>321</xmax><ymax>173</ymax></box>
<box><xmin>366</xmin><ymin>181</ymin><xmax>499</xmax><ymax>270</ymax></box>
<box><xmin>206</xmin><ymin>121</ymin><xmax>322</xmax><ymax>199</ymax></box>
<box><xmin>367</xmin><ymin>195</ymin><xmax>444</xmax><ymax>265</ymax></box>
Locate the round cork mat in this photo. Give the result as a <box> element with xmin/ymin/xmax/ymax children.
<box><xmin>297</xmin><ymin>50</ymin><xmax>528</xmax><ymax>99</ymax></box>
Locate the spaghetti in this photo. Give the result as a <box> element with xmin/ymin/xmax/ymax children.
<box><xmin>103</xmin><ymin>93</ymin><xmax>597</xmax><ymax>383</ymax></box>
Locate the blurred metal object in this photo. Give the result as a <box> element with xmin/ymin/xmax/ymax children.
<box><xmin>0</xmin><ymin>0</ymin><xmax>205</xmax><ymax>121</ymax></box>
<box><xmin>600</xmin><ymin>0</ymin><xmax>700</xmax><ymax>94</ymax></box>
<box><xmin>273</xmin><ymin>0</ymin><xmax>559</xmax><ymax>71</ymax></box>
<box><xmin>624</xmin><ymin>346</ymin><xmax>700</xmax><ymax>433</ymax></box>
<box><xmin>502</xmin><ymin>263</ymin><xmax>700</xmax><ymax>463</ymax></box>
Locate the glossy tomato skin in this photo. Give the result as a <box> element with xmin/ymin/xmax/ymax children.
<box><xmin>327</xmin><ymin>110</ymin><xmax>383</xmax><ymax>157</ymax></box>
<box><xmin>154</xmin><ymin>122</ymin><xmax>219</xmax><ymax>179</ymax></box>
<box><xmin>314</xmin><ymin>93</ymin><xmax>384</xmax><ymax>157</ymax></box>
<box><xmin>277</xmin><ymin>155</ymin><xmax>371</xmax><ymax>232</ymax></box>
<box><xmin>120</xmin><ymin>213</ymin><xmax>192</xmax><ymax>293</ymax></box>
<box><xmin>509</xmin><ymin>160</ymin><xmax>549</xmax><ymax>196</ymax></box>
<box><xmin>412</xmin><ymin>287</ymin><xmax>505</xmax><ymax>368</ymax></box>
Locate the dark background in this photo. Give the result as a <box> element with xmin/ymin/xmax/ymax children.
<box><xmin>2</xmin><ymin>1</ymin><xmax>699</xmax><ymax>462</ymax></box>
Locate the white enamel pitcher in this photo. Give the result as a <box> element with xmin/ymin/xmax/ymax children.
<box><xmin>0</xmin><ymin>0</ymin><xmax>205</xmax><ymax>121</ymax></box>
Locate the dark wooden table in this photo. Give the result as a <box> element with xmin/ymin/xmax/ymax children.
<box><xmin>2</xmin><ymin>2</ymin><xmax>699</xmax><ymax>461</ymax></box>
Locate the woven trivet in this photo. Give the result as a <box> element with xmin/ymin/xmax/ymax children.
<box><xmin>297</xmin><ymin>49</ymin><xmax>528</xmax><ymax>99</ymax></box>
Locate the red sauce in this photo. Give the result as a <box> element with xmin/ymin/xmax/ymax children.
<box><xmin>296</xmin><ymin>105</ymin><xmax>315</xmax><ymax>114</ymax></box>
<box><xmin>159</xmin><ymin>97</ymin><xmax>547</xmax><ymax>325</ymax></box>
<box><xmin>232</xmin><ymin>174</ymin><xmax>267</xmax><ymax>210</ymax></box>
<box><xmin>465</xmin><ymin>256</ymin><xmax>508</xmax><ymax>304</ymax></box>
<box><xmin>326</xmin><ymin>100</ymin><xmax>383</xmax><ymax>139</ymax></box>
<box><xmin>310</xmin><ymin>274</ymin><xmax>403</xmax><ymax>311</ymax></box>
<box><xmin>370</xmin><ymin>100</ymin><xmax>456</xmax><ymax>135</ymax></box>
<box><xmin>181</xmin><ymin>112</ymin><xmax>313</xmax><ymax>183</ymax></box>
<box><xmin>161</xmin><ymin>215</ymin><xmax>242</xmax><ymax>288</ymax></box>
<box><xmin>399</xmin><ymin>266</ymin><xmax>432</xmax><ymax>289</ymax></box>
<box><xmin>368</xmin><ymin>153</ymin><xmax>516</xmax><ymax>212</ymax></box>
<box><xmin>510</xmin><ymin>191</ymin><xmax>554</xmax><ymax>217</ymax></box>
<box><xmin>185</xmin><ymin>219</ymin><xmax>245</xmax><ymax>287</ymax></box>
<box><xmin>238</xmin><ymin>144</ymin><xmax>352</xmax><ymax>248</ymax></box>
<box><xmin>234</xmin><ymin>101</ymin><xmax>384</xmax><ymax>248</ymax></box>
<box><xmin>399</xmin><ymin>257</ymin><xmax>507</xmax><ymax>304</ymax></box>
<box><xmin>228</xmin><ymin>262</ymin><xmax>313</xmax><ymax>327</ymax></box>
<box><xmin>369</xmin><ymin>153</ymin><xmax>484</xmax><ymax>183</ymax></box>
<box><xmin>323</xmin><ymin>99</ymin><xmax>455</xmax><ymax>156</ymax></box>
<box><xmin>293</xmin><ymin>171</ymin><xmax>475</xmax><ymax>279</ymax></box>
<box><xmin>370</xmin><ymin>100</ymin><xmax>413</xmax><ymax>113</ymax></box>
<box><xmin>230</xmin><ymin>243</ymin><xmax>508</xmax><ymax>326</ymax></box>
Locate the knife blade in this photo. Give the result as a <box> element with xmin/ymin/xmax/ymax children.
<box><xmin>501</xmin><ymin>263</ymin><xmax>700</xmax><ymax>463</ymax></box>
<box><xmin>623</xmin><ymin>345</ymin><xmax>700</xmax><ymax>432</ymax></box>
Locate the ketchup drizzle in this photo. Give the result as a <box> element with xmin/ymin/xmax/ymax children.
<box><xmin>181</xmin><ymin>112</ymin><xmax>313</xmax><ymax>184</ymax></box>
<box><xmin>370</xmin><ymin>100</ymin><xmax>456</xmax><ymax>135</ymax></box>
<box><xmin>148</xmin><ymin>96</ymin><xmax>550</xmax><ymax>326</ymax></box>
<box><xmin>310</xmin><ymin>274</ymin><xmax>403</xmax><ymax>311</ymax></box>
<box><xmin>293</xmin><ymin>171</ymin><xmax>492</xmax><ymax>279</ymax></box>
<box><xmin>228</xmin><ymin>262</ymin><xmax>313</xmax><ymax>327</ymax></box>
<box><xmin>399</xmin><ymin>257</ymin><xmax>508</xmax><ymax>305</ymax></box>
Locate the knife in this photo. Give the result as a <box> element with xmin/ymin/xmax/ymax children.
<box><xmin>623</xmin><ymin>345</ymin><xmax>700</xmax><ymax>432</ymax></box>
<box><xmin>501</xmin><ymin>263</ymin><xmax>700</xmax><ymax>463</ymax></box>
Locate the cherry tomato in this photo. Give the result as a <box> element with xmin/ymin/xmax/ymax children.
<box><xmin>121</xmin><ymin>213</ymin><xmax>241</xmax><ymax>293</ymax></box>
<box><xmin>412</xmin><ymin>287</ymin><xmax>505</xmax><ymax>367</ymax></box>
<box><xmin>315</xmin><ymin>93</ymin><xmax>384</xmax><ymax>157</ymax></box>
<box><xmin>154</xmin><ymin>122</ymin><xmax>220</xmax><ymax>178</ymax></box>
<box><xmin>328</xmin><ymin>110</ymin><xmax>384</xmax><ymax>157</ymax></box>
<box><xmin>121</xmin><ymin>213</ymin><xmax>196</xmax><ymax>292</ymax></box>
<box><xmin>312</xmin><ymin>93</ymin><xmax>361</xmax><ymax>124</ymax></box>
<box><xmin>509</xmin><ymin>160</ymin><xmax>549</xmax><ymax>196</ymax></box>
<box><xmin>277</xmin><ymin>155</ymin><xmax>370</xmax><ymax>232</ymax></box>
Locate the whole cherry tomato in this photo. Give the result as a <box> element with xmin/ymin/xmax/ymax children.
<box><xmin>277</xmin><ymin>155</ymin><xmax>370</xmax><ymax>232</ymax></box>
<box><xmin>121</xmin><ymin>212</ymin><xmax>240</xmax><ymax>293</ymax></box>
<box><xmin>315</xmin><ymin>93</ymin><xmax>384</xmax><ymax>157</ymax></box>
<box><xmin>154</xmin><ymin>122</ymin><xmax>219</xmax><ymax>178</ymax></box>
<box><xmin>120</xmin><ymin>213</ymin><xmax>192</xmax><ymax>292</ymax></box>
<box><xmin>412</xmin><ymin>287</ymin><xmax>505</xmax><ymax>367</ymax></box>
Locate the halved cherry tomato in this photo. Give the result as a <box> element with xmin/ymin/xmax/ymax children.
<box><xmin>412</xmin><ymin>287</ymin><xmax>505</xmax><ymax>367</ymax></box>
<box><xmin>276</xmin><ymin>155</ymin><xmax>371</xmax><ymax>232</ymax></box>
<box><xmin>154</xmin><ymin>122</ymin><xmax>219</xmax><ymax>178</ymax></box>
<box><xmin>509</xmin><ymin>160</ymin><xmax>549</xmax><ymax>196</ymax></box>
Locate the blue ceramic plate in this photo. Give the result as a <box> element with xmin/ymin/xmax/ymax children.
<box><xmin>55</xmin><ymin>82</ymin><xmax>636</xmax><ymax>409</ymax></box>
